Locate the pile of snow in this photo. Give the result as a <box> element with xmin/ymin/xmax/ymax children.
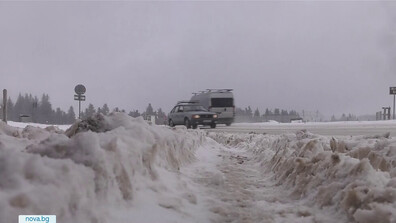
<box><xmin>0</xmin><ymin>113</ymin><xmax>206</xmax><ymax>223</ymax></box>
<box><xmin>208</xmin><ymin>130</ymin><xmax>396</xmax><ymax>223</ymax></box>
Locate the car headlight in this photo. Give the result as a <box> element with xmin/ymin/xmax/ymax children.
<box><xmin>193</xmin><ymin>115</ymin><xmax>200</xmax><ymax>119</ymax></box>
<box><xmin>213</xmin><ymin>114</ymin><xmax>218</xmax><ymax>118</ymax></box>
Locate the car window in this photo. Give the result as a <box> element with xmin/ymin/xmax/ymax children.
<box><xmin>171</xmin><ymin>107</ymin><xmax>176</xmax><ymax>113</ymax></box>
<box><xmin>211</xmin><ymin>98</ymin><xmax>234</xmax><ymax>107</ymax></box>
<box><xmin>178</xmin><ymin>106</ymin><xmax>184</xmax><ymax>112</ymax></box>
<box><xmin>184</xmin><ymin>105</ymin><xmax>207</xmax><ymax>111</ymax></box>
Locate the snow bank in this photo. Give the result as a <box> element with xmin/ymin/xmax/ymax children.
<box><xmin>0</xmin><ymin>113</ymin><xmax>206</xmax><ymax>223</ymax></box>
<box><xmin>208</xmin><ymin>130</ymin><xmax>396</xmax><ymax>223</ymax></box>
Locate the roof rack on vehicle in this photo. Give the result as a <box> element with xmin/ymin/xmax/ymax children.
<box><xmin>206</xmin><ymin>89</ymin><xmax>233</xmax><ymax>93</ymax></box>
<box><xmin>177</xmin><ymin>100</ymin><xmax>199</xmax><ymax>105</ymax></box>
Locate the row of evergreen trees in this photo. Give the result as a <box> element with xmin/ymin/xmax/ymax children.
<box><xmin>2</xmin><ymin>93</ymin><xmax>307</xmax><ymax>125</ymax></box>
<box><xmin>1</xmin><ymin>93</ymin><xmax>76</xmax><ymax>124</ymax></box>
<box><xmin>330</xmin><ymin>113</ymin><xmax>358</xmax><ymax>122</ymax></box>
<box><xmin>235</xmin><ymin>106</ymin><xmax>300</xmax><ymax>123</ymax></box>
<box><xmin>1</xmin><ymin>93</ymin><xmax>168</xmax><ymax>125</ymax></box>
<box><xmin>80</xmin><ymin>103</ymin><xmax>168</xmax><ymax>125</ymax></box>
<box><xmin>236</xmin><ymin>106</ymin><xmax>299</xmax><ymax>117</ymax></box>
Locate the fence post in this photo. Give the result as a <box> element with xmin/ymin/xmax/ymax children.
<box><xmin>2</xmin><ymin>89</ymin><xmax>7</xmax><ymax>123</ymax></box>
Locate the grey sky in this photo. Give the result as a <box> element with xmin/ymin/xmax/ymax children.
<box><xmin>0</xmin><ymin>1</ymin><xmax>395</xmax><ymax>117</ymax></box>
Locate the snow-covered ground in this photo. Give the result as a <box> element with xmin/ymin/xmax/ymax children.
<box><xmin>233</xmin><ymin>120</ymin><xmax>396</xmax><ymax>127</ymax></box>
<box><xmin>7</xmin><ymin>121</ymin><xmax>71</xmax><ymax>131</ymax></box>
<box><xmin>212</xmin><ymin>120</ymin><xmax>396</xmax><ymax>136</ymax></box>
<box><xmin>1</xmin><ymin>114</ymin><xmax>395</xmax><ymax>223</ymax></box>
<box><xmin>207</xmin><ymin>131</ymin><xmax>396</xmax><ymax>223</ymax></box>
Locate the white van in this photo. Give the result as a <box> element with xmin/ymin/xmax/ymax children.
<box><xmin>190</xmin><ymin>89</ymin><xmax>235</xmax><ymax>126</ymax></box>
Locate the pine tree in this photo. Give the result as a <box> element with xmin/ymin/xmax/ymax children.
<box><xmin>54</xmin><ymin>108</ymin><xmax>63</xmax><ymax>124</ymax></box>
<box><xmin>38</xmin><ymin>94</ymin><xmax>53</xmax><ymax>123</ymax></box>
<box><xmin>31</xmin><ymin>96</ymin><xmax>39</xmax><ymax>122</ymax></box>
<box><xmin>254</xmin><ymin>108</ymin><xmax>260</xmax><ymax>117</ymax></box>
<box><xmin>265</xmin><ymin>108</ymin><xmax>271</xmax><ymax>116</ymax></box>
<box><xmin>101</xmin><ymin>104</ymin><xmax>110</xmax><ymax>115</ymax></box>
<box><xmin>66</xmin><ymin>106</ymin><xmax>76</xmax><ymax>123</ymax></box>
<box><xmin>13</xmin><ymin>93</ymin><xmax>24</xmax><ymax>119</ymax></box>
<box><xmin>146</xmin><ymin>103</ymin><xmax>154</xmax><ymax>115</ymax></box>
<box><xmin>6</xmin><ymin>97</ymin><xmax>14</xmax><ymax>121</ymax></box>
<box><xmin>281</xmin><ymin>110</ymin><xmax>288</xmax><ymax>115</ymax></box>
<box><xmin>84</xmin><ymin>104</ymin><xmax>96</xmax><ymax>118</ymax></box>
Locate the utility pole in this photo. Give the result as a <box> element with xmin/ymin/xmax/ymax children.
<box><xmin>2</xmin><ymin>89</ymin><xmax>7</xmax><ymax>123</ymax></box>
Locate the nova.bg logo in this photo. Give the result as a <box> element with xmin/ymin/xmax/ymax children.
<box><xmin>19</xmin><ymin>215</ymin><xmax>56</xmax><ymax>223</ymax></box>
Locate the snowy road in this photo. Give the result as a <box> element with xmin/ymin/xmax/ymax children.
<box><xmin>206</xmin><ymin>121</ymin><xmax>396</xmax><ymax>136</ymax></box>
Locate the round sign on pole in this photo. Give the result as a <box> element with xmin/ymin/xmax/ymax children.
<box><xmin>74</xmin><ymin>84</ymin><xmax>86</xmax><ymax>95</ymax></box>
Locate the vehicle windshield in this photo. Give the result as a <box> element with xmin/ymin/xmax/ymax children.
<box><xmin>183</xmin><ymin>105</ymin><xmax>207</xmax><ymax>111</ymax></box>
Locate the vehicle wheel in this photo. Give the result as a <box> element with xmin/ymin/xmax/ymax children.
<box><xmin>192</xmin><ymin>124</ymin><xmax>197</xmax><ymax>129</ymax></box>
<box><xmin>184</xmin><ymin>118</ymin><xmax>191</xmax><ymax>129</ymax></box>
<box><xmin>169</xmin><ymin>119</ymin><xmax>174</xmax><ymax>127</ymax></box>
<box><xmin>226</xmin><ymin>123</ymin><xmax>232</xmax><ymax>126</ymax></box>
<box><xmin>210</xmin><ymin>123</ymin><xmax>216</xmax><ymax>128</ymax></box>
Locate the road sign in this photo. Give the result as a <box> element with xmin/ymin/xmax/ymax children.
<box><xmin>74</xmin><ymin>84</ymin><xmax>86</xmax><ymax>119</ymax></box>
<box><xmin>74</xmin><ymin>94</ymin><xmax>86</xmax><ymax>101</ymax></box>
<box><xmin>75</xmin><ymin>84</ymin><xmax>86</xmax><ymax>95</ymax></box>
<box><xmin>390</xmin><ymin>87</ymin><xmax>396</xmax><ymax>95</ymax></box>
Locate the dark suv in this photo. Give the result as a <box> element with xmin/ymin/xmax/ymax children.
<box><xmin>168</xmin><ymin>101</ymin><xmax>218</xmax><ymax>129</ymax></box>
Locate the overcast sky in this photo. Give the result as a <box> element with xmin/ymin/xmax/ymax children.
<box><xmin>1</xmin><ymin>1</ymin><xmax>395</xmax><ymax>117</ymax></box>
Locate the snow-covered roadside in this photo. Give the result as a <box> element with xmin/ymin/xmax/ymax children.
<box><xmin>0</xmin><ymin>113</ymin><xmax>210</xmax><ymax>223</ymax></box>
<box><xmin>7</xmin><ymin>121</ymin><xmax>71</xmax><ymax>131</ymax></box>
<box><xmin>208</xmin><ymin>131</ymin><xmax>396</xmax><ymax>223</ymax></box>
<box><xmin>2</xmin><ymin>113</ymin><xmax>396</xmax><ymax>223</ymax></box>
<box><xmin>233</xmin><ymin>120</ymin><xmax>396</xmax><ymax>128</ymax></box>
<box><xmin>188</xmin><ymin>134</ymin><xmax>336</xmax><ymax>223</ymax></box>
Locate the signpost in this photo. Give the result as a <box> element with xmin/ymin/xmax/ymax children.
<box><xmin>74</xmin><ymin>84</ymin><xmax>86</xmax><ymax>119</ymax></box>
<box><xmin>391</xmin><ymin>87</ymin><xmax>396</xmax><ymax>119</ymax></box>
